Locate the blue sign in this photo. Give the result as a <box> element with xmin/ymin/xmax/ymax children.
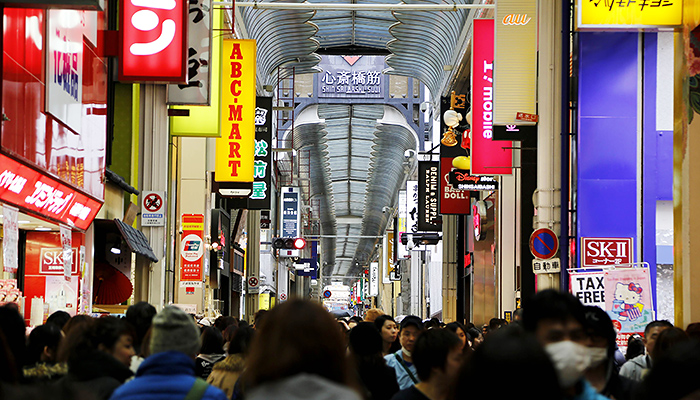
<box><xmin>323</xmin><ymin>290</ymin><xmax>332</xmax><ymax>299</ymax></box>
<box><xmin>529</xmin><ymin>228</ymin><xmax>559</xmax><ymax>260</ymax></box>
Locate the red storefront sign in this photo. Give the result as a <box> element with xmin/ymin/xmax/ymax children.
<box><xmin>581</xmin><ymin>237</ymin><xmax>633</xmax><ymax>268</ymax></box>
<box><xmin>439</xmin><ymin>158</ymin><xmax>470</xmax><ymax>214</ymax></box>
<box><xmin>119</xmin><ymin>0</ymin><xmax>188</xmax><ymax>82</ymax></box>
<box><xmin>39</xmin><ymin>248</ymin><xmax>79</xmax><ymax>275</ymax></box>
<box><xmin>180</xmin><ymin>214</ymin><xmax>204</xmax><ymax>281</ymax></box>
<box><xmin>471</xmin><ymin>19</ymin><xmax>512</xmax><ymax>175</ymax></box>
<box><xmin>0</xmin><ymin>154</ymin><xmax>102</xmax><ymax>231</ymax></box>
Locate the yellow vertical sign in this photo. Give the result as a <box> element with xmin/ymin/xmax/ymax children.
<box><xmin>216</xmin><ymin>40</ymin><xmax>256</xmax><ymax>182</ymax></box>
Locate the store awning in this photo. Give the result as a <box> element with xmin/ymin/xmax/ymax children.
<box><xmin>114</xmin><ymin>219</ymin><xmax>158</xmax><ymax>263</ymax></box>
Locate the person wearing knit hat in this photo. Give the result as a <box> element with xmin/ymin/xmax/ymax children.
<box><xmin>110</xmin><ymin>306</ymin><xmax>227</xmax><ymax>400</ymax></box>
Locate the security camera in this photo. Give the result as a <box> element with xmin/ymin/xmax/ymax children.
<box><xmin>420</xmin><ymin>102</ymin><xmax>430</xmax><ymax>113</ymax></box>
<box><xmin>404</xmin><ymin>149</ymin><xmax>416</xmax><ymax>159</ymax></box>
<box><xmin>382</xmin><ymin>206</ymin><xmax>392</xmax><ymax>214</ymax></box>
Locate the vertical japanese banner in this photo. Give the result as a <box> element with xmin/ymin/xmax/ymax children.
<box><xmin>60</xmin><ymin>225</ymin><xmax>72</xmax><ymax>281</ymax></box>
<box><xmin>472</xmin><ymin>18</ymin><xmax>512</xmax><ymax>175</ymax></box>
<box><xmin>249</xmin><ymin>97</ymin><xmax>272</xmax><ymax>209</ymax></box>
<box><xmin>369</xmin><ymin>261</ymin><xmax>379</xmax><ymax>296</ymax></box>
<box><xmin>180</xmin><ymin>214</ymin><xmax>205</xmax><ymax>281</ymax></box>
<box><xmin>79</xmin><ymin>245</ymin><xmax>91</xmax><ymax>314</ymax></box>
<box><xmin>215</xmin><ymin>40</ymin><xmax>256</xmax><ymax>183</ymax></box>
<box><xmin>2</xmin><ymin>205</ymin><xmax>18</xmax><ymax>273</ymax></box>
<box><xmin>605</xmin><ymin>268</ymin><xmax>655</xmax><ymax>348</ymax></box>
<box><xmin>418</xmin><ymin>161</ymin><xmax>441</xmax><ymax>231</ymax></box>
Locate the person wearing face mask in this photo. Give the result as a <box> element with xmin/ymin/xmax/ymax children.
<box><xmin>583</xmin><ymin>306</ymin><xmax>636</xmax><ymax>400</ymax></box>
<box><xmin>522</xmin><ymin>289</ymin><xmax>610</xmax><ymax>400</ymax></box>
<box><xmin>384</xmin><ymin>316</ymin><xmax>424</xmax><ymax>390</ymax></box>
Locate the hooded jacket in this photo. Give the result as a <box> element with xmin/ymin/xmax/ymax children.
<box><xmin>206</xmin><ymin>354</ymin><xmax>246</xmax><ymax>399</ymax></box>
<box><xmin>247</xmin><ymin>373</ymin><xmax>362</xmax><ymax>400</ymax></box>
<box><xmin>108</xmin><ymin>351</ymin><xmax>228</xmax><ymax>400</ymax></box>
<box><xmin>619</xmin><ymin>354</ymin><xmax>650</xmax><ymax>382</ymax></box>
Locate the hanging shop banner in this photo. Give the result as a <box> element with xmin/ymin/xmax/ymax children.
<box><xmin>449</xmin><ymin>171</ymin><xmax>499</xmax><ymax>191</ymax></box>
<box><xmin>439</xmin><ymin>159</ymin><xmax>470</xmax><ymax>215</ymax></box>
<box><xmin>170</xmin><ymin>7</ymin><xmax>223</xmax><ymax>136</ymax></box>
<box><xmin>281</xmin><ymin>187</ymin><xmax>301</xmax><ymax>238</ymax></box>
<box><xmin>248</xmin><ymin>97</ymin><xmax>272</xmax><ymax>209</ymax></box>
<box><xmin>383</xmin><ymin>232</ymin><xmax>396</xmax><ymax>283</ymax></box>
<box><xmin>2</xmin><ymin>205</ymin><xmax>18</xmax><ymax>274</ymax></box>
<box><xmin>397</xmin><ymin>190</ymin><xmax>408</xmax><ymax>259</ymax></box>
<box><xmin>605</xmin><ymin>268</ymin><xmax>655</xmax><ymax>348</ymax></box>
<box><xmin>0</xmin><ymin>154</ymin><xmax>102</xmax><ymax>231</ymax></box>
<box><xmin>569</xmin><ymin>271</ymin><xmax>605</xmax><ymax>309</ymax></box>
<box><xmin>577</xmin><ymin>0</ymin><xmax>682</xmax><ymax>29</ymax></box>
<box><xmin>418</xmin><ymin>161</ymin><xmax>441</xmax><ymax>231</ymax></box>
<box><xmin>494</xmin><ymin>0</ymin><xmax>537</xmax><ymax>126</ymax></box>
<box><xmin>120</xmin><ymin>0</ymin><xmax>188</xmax><ymax>82</ymax></box>
<box><xmin>471</xmin><ymin>19</ymin><xmax>512</xmax><ymax>175</ymax></box>
<box><xmin>60</xmin><ymin>225</ymin><xmax>72</xmax><ymax>281</ymax></box>
<box><xmin>167</xmin><ymin>0</ymin><xmax>212</xmax><ymax>105</ymax></box>
<box><xmin>46</xmin><ymin>9</ymin><xmax>83</xmax><ymax>134</ymax></box>
<box><xmin>318</xmin><ymin>55</ymin><xmax>384</xmax><ymax>98</ymax></box>
<box><xmin>215</xmin><ymin>39</ymin><xmax>256</xmax><ymax>183</ymax></box>
<box><xmin>78</xmin><ymin>245</ymin><xmax>91</xmax><ymax>314</ymax></box>
<box><xmin>406</xmin><ymin>180</ymin><xmax>419</xmax><ymax>234</ymax></box>
<box><xmin>180</xmin><ymin>214</ymin><xmax>205</xmax><ymax>281</ymax></box>
<box><xmin>581</xmin><ymin>237</ymin><xmax>634</xmax><ymax>268</ymax></box>
<box><xmin>369</xmin><ymin>261</ymin><xmax>379</xmax><ymax>297</ymax></box>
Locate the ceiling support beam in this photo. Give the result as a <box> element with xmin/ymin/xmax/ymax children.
<box><xmin>213</xmin><ymin>2</ymin><xmax>494</xmax><ymax>11</ymax></box>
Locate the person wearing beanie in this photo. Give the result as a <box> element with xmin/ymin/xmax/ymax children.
<box><xmin>109</xmin><ymin>306</ymin><xmax>228</xmax><ymax>400</ymax></box>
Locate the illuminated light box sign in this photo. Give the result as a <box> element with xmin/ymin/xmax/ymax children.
<box><xmin>448</xmin><ymin>171</ymin><xmax>499</xmax><ymax>191</ymax></box>
<box><xmin>577</xmin><ymin>0</ymin><xmax>682</xmax><ymax>29</ymax></box>
<box><xmin>0</xmin><ymin>154</ymin><xmax>102</xmax><ymax>231</ymax></box>
<box><xmin>248</xmin><ymin>97</ymin><xmax>272</xmax><ymax>210</ymax></box>
<box><xmin>119</xmin><ymin>0</ymin><xmax>188</xmax><ymax>82</ymax></box>
<box><xmin>317</xmin><ymin>55</ymin><xmax>384</xmax><ymax>98</ymax></box>
<box><xmin>215</xmin><ymin>39</ymin><xmax>256</xmax><ymax>183</ymax></box>
<box><xmin>581</xmin><ymin>237</ymin><xmax>634</xmax><ymax>268</ymax></box>
<box><xmin>40</xmin><ymin>247</ymin><xmax>79</xmax><ymax>274</ymax></box>
<box><xmin>492</xmin><ymin>124</ymin><xmax>537</xmax><ymax>141</ymax></box>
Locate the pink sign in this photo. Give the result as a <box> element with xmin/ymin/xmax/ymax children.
<box><xmin>471</xmin><ymin>19</ymin><xmax>512</xmax><ymax>175</ymax></box>
<box><xmin>604</xmin><ymin>268</ymin><xmax>654</xmax><ymax>348</ymax></box>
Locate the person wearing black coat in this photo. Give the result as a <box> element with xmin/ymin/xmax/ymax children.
<box><xmin>349</xmin><ymin>322</ymin><xmax>400</xmax><ymax>400</ymax></box>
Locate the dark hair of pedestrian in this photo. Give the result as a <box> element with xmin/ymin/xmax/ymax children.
<box><xmin>687</xmin><ymin>322</ymin><xmax>700</xmax><ymax>341</ymax></box>
<box><xmin>245</xmin><ymin>299</ymin><xmax>353</xmax><ymax>389</ymax></box>
<box><xmin>349</xmin><ymin>316</ymin><xmax>363</xmax><ymax>325</ymax></box>
<box><xmin>57</xmin><ymin>316</ymin><xmax>134</xmax><ymax>364</ymax></box>
<box><xmin>644</xmin><ymin>320</ymin><xmax>674</xmax><ymax>336</ymax></box>
<box><xmin>45</xmin><ymin>310</ymin><xmax>71</xmax><ymax>330</ymax></box>
<box><xmin>223</xmin><ymin>324</ymin><xmax>238</xmax><ymax>344</ymax></box>
<box><xmin>626</xmin><ymin>334</ymin><xmax>645</xmax><ymax>360</ymax></box>
<box><xmin>62</xmin><ymin>314</ymin><xmax>93</xmax><ymax>335</ymax></box>
<box><xmin>455</xmin><ymin>329</ymin><xmax>561</xmax><ymax>400</ymax></box>
<box><xmin>253</xmin><ymin>309</ymin><xmax>268</xmax><ymax>328</ymax></box>
<box><xmin>26</xmin><ymin>323</ymin><xmax>63</xmax><ymax>365</ymax></box>
<box><xmin>413</xmin><ymin>328</ymin><xmax>462</xmax><ymax>381</ymax></box>
<box><xmin>373</xmin><ymin>314</ymin><xmax>395</xmax><ymax>332</ymax></box>
<box><xmin>199</xmin><ymin>326</ymin><xmax>225</xmax><ymax>355</ymax></box>
<box><xmin>638</xmin><ymin>340</ymin><xmax>700</xmax><ymax>400</ymax></box>
<box><xmin>228</xmin><ymin>325</ymin><xmax>255</xmax><ymax>356</ymax></box>
<box><xmin>583</xmin><ymin>306</ymin><xmax>617</xmax><ymax>355</ymax></box>
<box><xmin>466</xmin><ymin>327</ymin><xmax>482</xmax><ymax>343</ymax></box>
<box><xmin>445</xmin><ymin>321</ymin><xmax>467</xmax><ymax>337</ymax></box>
<box><xmin>0</xmin><ymin>329</ymin><xmax>19</xmax><ymax>384</ymax></box>
<box><xmin>125</xmin><ymin>301</ymin><xmax>156</xmax><ymax>354</ymax></box>
<box><xmin>651</xmin><ymin>327</ymin><xmax>689</xmax><ymax>362</ymax></box>
<box><xmin>349</xmin><ymin>322</ymin><xmax>383</xmax><ymax>357</ymax></box>
<box><xmin>522</xmin><ymin>289</ymin><xmax>586</xmax><ymax>333</ymax></box>
<box><xmin>0</xmin><ymin>305</ymin><xmax>27</xmax><ymax>371</ymax></box>
<box><xmin>214</xmin><ymin>316</ymin><xmax>238</xmax><ymax>333</ymax></box>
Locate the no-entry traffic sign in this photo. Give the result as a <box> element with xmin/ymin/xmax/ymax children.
<box><xmin>529</xmin><ymin>228</ymin><xmax>559</xmax><ymax>260</ymax></box>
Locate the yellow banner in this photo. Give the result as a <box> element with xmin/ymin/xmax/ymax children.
<box><xmin>215</xmin><ymin>39</ymin><xmax>256</xmax><ymax>183</ymax></box>
<box><xmin>578</xmin><ymin>0</ymin><xmax>682</xmax><ymax>28</ymax></box>
<box><xmin>170</xmin><ymin>8</ymin><xmax>222</xmax><ymax>137</ymax></box>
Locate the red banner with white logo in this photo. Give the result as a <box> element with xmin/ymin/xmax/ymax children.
<box><xmin>120</xmin><ymin>0</ymin><xmax>188</xmax><ymax>82</ymax></box>
<box><xmin>471</xmin><ymin>19</ymin><xmax>512</xmax><ymax>175</ymax></box>
<box><xmin>581</xmin><ymin>237</ymin><xmax>634</xmax><ymax>268</ymax></box>
<box><xmin>439</xmin><ymin>158</ymin><xmax>470</xmax><ymax>214</ymax></box>
<box><xmin>180</xmin><ymin>214</ymin><xmax>204</xmax><ymax>281</ymax></box>
<box><xmin>0</xmin><ymin>154</ymin><xmax>102</xmax><ymax>230</ymax></box>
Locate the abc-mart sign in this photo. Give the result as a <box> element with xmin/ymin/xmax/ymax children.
<box><xmin>120</xmin><ymin>0</ymin><xmax>188</xmax><ymax>83</ymax></box>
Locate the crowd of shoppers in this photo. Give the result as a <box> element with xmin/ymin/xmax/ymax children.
<box><xmin>1</xmin><ymin>291</ymin><xmax>700</xmax><ymax>400</ymax></box>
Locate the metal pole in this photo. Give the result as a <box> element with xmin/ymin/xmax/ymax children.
<box><xmin>212</xmin><ymin>1</ymin><xmax>494</xmax><ymax>11</ymax></box>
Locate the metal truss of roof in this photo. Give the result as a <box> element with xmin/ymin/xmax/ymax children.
<box><xmin>384</xmin><ymin>0</ymin><xmax>473</xmax><ymax>101</ymax></box>
<box><xmin>239</xmin><ymin>0</ymin><xmax>323</xmax><ymax>87</ymax></box>
<box><xmin>288</xmin><ymin>104</ymin><xmax>417</xmax><ymax>280</ymax></box>
<box><xmin>310</xmin><ymin>0</ymin><xmax>398</xmax><ymax>50</ymax></box>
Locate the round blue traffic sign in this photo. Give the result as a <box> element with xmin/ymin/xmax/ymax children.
<box><xmin>323</xmin><ymin>290</ymin><xmax>332</xmax><ymax>298</ymax></box>
<box><xmin>529</xmin><ymin>228</ymin><xmax>559</xmax><ymax>260</ymax></box>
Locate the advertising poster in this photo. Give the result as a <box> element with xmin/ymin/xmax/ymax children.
<box><xmin>417</xmin><ymin>161</ymin><xmax>441</xmax><ymax>231</ymax></box>
<box><xmin>605</xmin><ymin>268</ymin><xmax>655</xmax><ymax>348</ymax></box>
<box><xmin>569</xmin><ymin>271</ymin><xmax>605</xmax><ymax>309</ymax></box>
<box><xmin>2</xmin><ymin>205</ymin><xmax>18</xmax><ymax>273</ymax></box>
<box><xmin>45</xmin><ymin>275</ymin><xmax>78</xmax><ymax>316</ymax></box>
<box><xmin>180</xmin><ymin>214</ymin><xmax>205</xmax><ymax>281</ymax></box>
<box><xmin>60</xmin><ymin>225</ymin><xmax>72</xmax><ymax>282</ymax></box>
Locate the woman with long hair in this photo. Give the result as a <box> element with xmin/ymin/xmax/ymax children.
<box><xmin>373</xmin><ymin>315</ymin><xmax>400</xmax><ymax>356</ymax></box>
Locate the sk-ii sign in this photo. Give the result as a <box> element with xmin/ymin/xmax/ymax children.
<box><xmin>581</xmin><ymin>237</ymin><xmax>633</xmax><ymax>268</ymax></box>
<box><xmin>120</xmin><ymin>0</ymin><xmax>188</xmax><ymax>83</ymax></box>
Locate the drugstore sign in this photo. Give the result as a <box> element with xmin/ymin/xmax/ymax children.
<box><xmin>119</xmin><ymin>0</ymin><xmax>188</xmax><ymax>82</ymax></box>
<box><xmin>577</xmin><ymin>0</ymin><xmax>682</xmax><ymax>29</ymax></box>
<box><xmin>0</xmin><ymin>154</ymin><xmax>102</xmax><ymax>231</ymax></box>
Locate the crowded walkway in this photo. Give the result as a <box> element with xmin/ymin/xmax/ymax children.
<box><xmin>1</xmin><ymin>291</ymin><xmax>699</xmax><ymax>400</ymax></box>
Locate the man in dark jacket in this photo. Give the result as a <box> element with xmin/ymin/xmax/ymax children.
<box><xmin>109</xmin><ymin>306</ymin><xmax>227</xmax><ymax>400</ymax></box>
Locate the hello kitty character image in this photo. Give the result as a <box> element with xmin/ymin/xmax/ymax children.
<box><xmin>612</xmin><ymin>282</ymin><xmax>644</xmax><ymax>321</ymax></box>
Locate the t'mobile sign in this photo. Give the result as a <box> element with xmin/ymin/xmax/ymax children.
<box><xmin>120</xmin><ymin>0</ymin><xmax>188</xmax><ymax>82</ymax></box>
